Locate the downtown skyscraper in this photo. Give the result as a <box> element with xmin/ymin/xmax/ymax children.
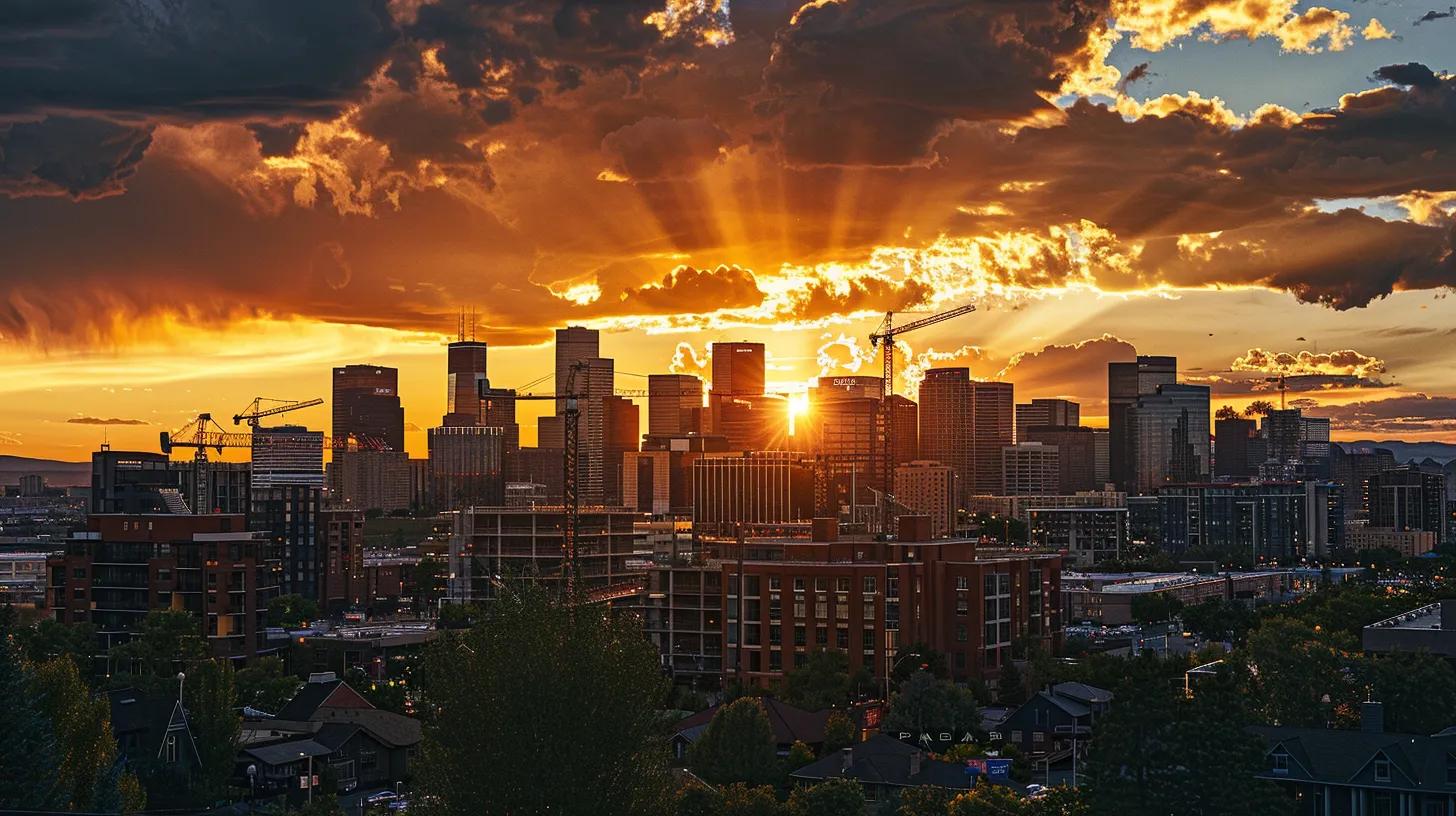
<box><xmin>918</xmin><ymin>369</ymin><xmax>1013</xmax><ymax>504</ymax></box>
<box><xmin>1108</xmin><ymin>355</ymin><xmax>1177</xmax><ymax>493</ymax></box>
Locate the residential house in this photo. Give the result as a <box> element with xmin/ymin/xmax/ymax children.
<box><xmin>993</xmin><ymin>681</ymin><xmax>1112</xmax><ymax>784</ymax></box>
<box><xmin>108</xmin><ymin>687</ymin><xmax>202</xmax><ymax>808</ymax></box>
<box><xmin>237</xmin><ymin>672</ymin><xmax>421</xmax><ymax>803</ymax></box>
<box><xmin>1253</xmin><ymin>702</ymin><xmax>1456</xmax><ymax>816</ymax></box>
<box><xmin>671</xmin><ymin>696</ymin><xmax>830</xmax><ymax>760</ymax></box>
<box><xmin>790</xmin><ymin>734</ymin><xmax>1017</xmax><ymax>809</ymax></box>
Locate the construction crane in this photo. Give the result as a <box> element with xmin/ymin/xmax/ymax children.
<box><xmin>869</xmin><ymin>303</ymin><xmax>977</xmax><ymax>535</ymax></box>
<box><xmin>233</xmin><ymin>396</ymin><xmax>323</xmax><ymax>427</ymax></box>
<box><xmin>161</xmin><ymin>411</ymin><xmax>377</xmax><ymax>512</ymax></box>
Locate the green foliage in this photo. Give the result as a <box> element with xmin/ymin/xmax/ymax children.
<box><xmin>185</xmin><ymin>659</ymin><xmax>242</xmax><ymax>802</ymax></box>
<box><xmin>1180</xmin><ymin>598</ymin><xmax>1258</xmax><ymax>643</ymax></box>
<box><xmin>935</xmin><ymin>743</ymin><xmax>983</xmax><ymax>763</ymax></box>
<box><xmin>345</xmin><ymin>667</ymin><xmax>409</xmax><ymax>715</ymax></box>
<box><xmin>15</xmin><ymin>617</ymin><xmax>97</xmax><ymax>680</ymax></box>
<box><xmin>414</xmin><ymin>555</ymin><xmax>447</xmax><ymax>610</ymax></box>
<box><xmin>32</xmin><ymin>657</ymin><xmax>122</xmax><ymax>810</ymax></box>
<box><xmin>823</xmin><ymin>710</ymin><xmax>856</xmax><ymax>753</ymax></box>
<box><xmin>1244</xmin><ymin>616</ymin><xmax>1356</xmax><ymax>728</ymax></box>
<box><xmin>677</xmin><ymin>785</ymin><xmax>725</xmax><ymax>816</ymax></box>
<box><xmin>784</xmin><ymin>740</ymin><xmax>817</xmax><ymax>776</ymax></box>
<box><xmin>108</xmin><ymin>609</ymin><xmax>208</xmax><ymax>693</ymax></box>
<box><xmin>996</xmin><ymin>661</ymin><xmax>1025</xmax><ymax>706</ymax></box>
<box><xmin>721</xmin><ymin>783</ymin><xmax>788</xmax><ymax>816</ymax></box>
<box><xmin>1083</xmin><ymin>661</ymin><xmax>1287</xmax><ymax>816</ymax></box>
<box><xmin>891</xmin><ymin>642</ymin><xmax>949</xmax><ymax>686</ymax></box>
<box><xmin>1359</xmin><ymin>651</ymin><xmax>1456</xmax><ymax>734</ymax></box>
<box><xmin>691</xmin><ymin>698</ymin><xmax>781</xmax><ymax>787</ymax></box>
<box><xmin>1023</xmin><ymin>786</ymin><xmax>1087</xmax><ymax>816</ymax></box>
<box><xmin>781</xmin><ymin>650</ymin><xmax>857</xmax><ymax>711</ymax></box>
<box><xmin>787</xmin><ymin>778</ymin><xmax>865</xmax><ymax>816</ymax></box>
<box><xmin>118</xmin><ymin>771</ymin><xmax>148</xmax><ymax>814</ymax></box>
<box><xmin>266</xmin><ymin>594</ymin><xmax>320</xmax><ymax>629</ymax></box>
<box><xmin>436</xmin><ymin>602</ymin><xmax>486</xmax><ymax>629</ymax></box>
<box><xmin>1129</xmin><ymin>593</ymin><xmax>1183</xmax><ymax>625</ymax></box>
<box><xmin>883</xmin><ymin>671</ymin><xmax>980</xmax><ymax>737</ymax></box>
<box><xmin>969</xmin><ymin>513</ymin><xmax>1027</xmax><ymax>544</ymax></box>
<box><xmin>947</xmin><ymin>781</ymin><xmax>1025</xmax><ymax>816</ymax></box>
<box><xmin>894</xmin><ymin>785</ymin><xmax>952</xmax><ymax>816</ymax></box>
<box><xmin>236</xmin><ymin>655</ymin><xmax>301</xmax><ymax>714</ymax></box>
<box><xmin>295</xmin><ymin>791</ymin><xmax>347</xmax><ymax>816</ymax></box>
<box><xmin>0</xmin><ymin>641</ymin><xmax>64</xmax><ymax>809</ymax></box>
<box><xmin>413</xmin><ymin>582</ymin><xmax>673</xmax><ymax>816</ymax></box>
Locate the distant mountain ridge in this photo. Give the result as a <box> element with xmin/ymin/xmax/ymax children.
<box><xmin>0</xmin><ymin>455</ymin><xmax>91</xmax><ymax>487</ymax></box>
<box><xmin>1337</xmin><ymin>441</ymin><xmax>1456</xmax><ymax>464</ymax></box>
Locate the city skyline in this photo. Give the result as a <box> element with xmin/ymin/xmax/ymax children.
<box><xmin>5</xmin><ymin>0</ymin><xmax>1456</xmax><ymax>459</ymax></box>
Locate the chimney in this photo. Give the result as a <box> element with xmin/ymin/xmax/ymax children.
<box><xmin>1361</xmin><ymin>701</ymin><xmax>1385</xmax><ymax>734</ymax></box>
<box><xmin>840</xmin><ymin>747</ymin><xmax>853</xmax><ymax>775</ymax></box>
<box><xmin>909</xmin><ymin>749</ymin><xmax>922</xmax><ymax>778</ymax></box>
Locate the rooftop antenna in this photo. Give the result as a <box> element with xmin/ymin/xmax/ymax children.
<box><xmin>456</xmin><ymin>309</ymin><xmax>465</xmax><ymax>342</ymax></box>
<box><xmin>470</xmin><ymin>307</ymin><xmax>478</xmax><ymax>342</ymax></box>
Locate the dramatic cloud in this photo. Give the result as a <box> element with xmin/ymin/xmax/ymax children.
<box><xmin>1111</xmin><ymin>0</ymin><xmax>1354</xmax><ymax>53</ymax></box>
<box><xmin>1231</xmin><ymin>348</ymin><xmax>1387</xmax><ymax>379</ymax></box>
<box><xmin>0</xmin><ymin>116</ymin><xmax>152</xmax><ymax>199</ymax></box>
<box><xmin>1362</xmin><ymin>18</ymin><xmax>1394</xmax><ymax>41</ymax></box>
<box><xmin>600</xmin><ymin>117</ymin><xmax>730</xmax><ymax>181</ymax></box>
<box><xmin>1305</xmin><ymin>394</ymin><xmax>1456</xmax><ymax>434</ymax></box>
<box><xmin>759</xmin><ymin>0</ymin><xmax>1112</xmax><ymax>167</ymax></box>
<box><xmin>66</xmin><ymin>416</ymin><xmax>148</xmax><ymax>426</ymax></box>
<box><xmin>996</xmin><ymin>335</ymin><xmax>1137</xmax><ymax>410</ymax></box>
<box><xmin>1414</xmin><ymin>7</ymin><xmax>1455</xmax><ymax>25</ymax></box>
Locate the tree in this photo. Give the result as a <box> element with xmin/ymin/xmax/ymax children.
<box><xmin>691</xmin><ymin>698</ymin><xmax>781</xmax><ymax>786</ymax></box>
<box><xmin>677</xmin><ymin>785</ymin><xmax>725</xmax><ymax>816</ymax></box>
<box><xmin>1024</xmin><ymin>786</ymin><xmax>1086</xmax><ymax>816</ymax></box>
<box><xmin>1360</xmin><ymin>651</ymin><xmax>1456</xmax><ymax>734</ymax></box>
<box><xmin>1129</xmin><ymin>593</ymin><xmax>1183</xmax><ymax>625</ymax></box>
<box><xmin>721</xmin><ymin>783</ymin><xmax>788</xmax><ymax>816</ymax></box>
<box><xmin>266</xmin><ymin>594</ymin><xmax>320</xmax><ymax>629</ymax></box>
<box><xmin>891</xmin><ymin>642</ymin><xmax>949</xmax><ymax>686</ymax></box>
<box><xmin>1245</xmin><ymin>616</ymin><xmax>1356</xmax><ymax>728</ymax></box>
<box><xmin>1084</xmin><ymin>661</ymin><xmax>1286</xmax><ymax>816</ymax></box>
<box><xmin>1180</xmin><ymin>599</ymin><xmax>1256</xmax><ymax>643</ymax></box>
<box><xmin>781</xmin><ymin>650</ymin><xmax>854</xmax><ymax>711</ymax></box>
<box><xmin>0</xmin><ymin>641</ymin><xmax>63</xmax><ymax>809</ymax></box>
<box><xmin>16</xmin><ymin>617</ymin><xmax>97</xmax><ymax>679</ymax></box>
<box><xmin>894</xmin><ymin>785</ymin><xmax>952</xmax><ymax>816</ymax></box>
<box><xmin>1214</xmin><ymin>405</ymin><xmax>1241</xmax><ymax>421</ymax></box>
<box><xmin>413</xmin><ymin>582</ymin><xmax>673</xmax><ymax>816</ymax></box>
<box><xmin>414</xmin><ymin>555</ymin><xmax>447</xmax><ymax>612</ymax></box>
<box><xmin>882</xmin><ymin>671</ymin><xmax>979</xmax><ymax>736</ymax></box>
<box><xmin>32</xmin><ymin>657</ymin><xmax>123</xmax><ymax>810</ymax></box>
<box><xmin>823</xmin><ymin>711</ymin><xmax>856</xmax><ymax>753</ymax></box>
<box><xmin>236</xmin><ymin>655</ymin><xmax>301</xmax><ymax>714</ymax></box>
<box><xmin>787</xmin><ymin>778</ymin><xmax>865</xmax><ymax>816</ymax></box>
<box><xmin>947</xmin><ymin>782</ymin><xmax>1025</xmax><ymax>816</ymax></box>
<box><xmin>185</xmin><ymin>659</ymin><xmax>241</xmax><ymax>802</ymax></box>
<box><xmin>108</xmin><ymin>609</ymin><xmax>207</xmax><ymax>693</ymax></box>
<box><xmin>1243</xmin><ymin>400</ymin><xmax>1275</xmax><ymax>418</ymax></box>
<box><xmin>996</xmin><ymin>662</ymin><xmax>1025</xmax><ymax>706</ymax></box>
<box><xmin>784</xmin><ymin>741</ymin><xmax>817</xmax><ymax>776</ymax></box>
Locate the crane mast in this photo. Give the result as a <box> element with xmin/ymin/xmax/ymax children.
<box><xmin>869</xmin><ymin>303</ymin><xmax>977</xmax><ymax>535</ymax></box>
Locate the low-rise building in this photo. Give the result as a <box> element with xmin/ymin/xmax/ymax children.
<box><xmin>0</xmin><ymin>551</ymin><xmax>49</xmax><ymax>606</ymax></box>
<box><xmin>1344</xmin><ymin>526</ymin><xmax>1437</xmax><ymax>558</ymax></box>
<box><xmin>1061</xmin><ymin>570</ymin><xmax>1291</xmax><ymax>626</ymax></box>
<box><xmin>1362</xmin><ymin>600</ymin><xmax>1456</xmax><ymax>658</ymax></box>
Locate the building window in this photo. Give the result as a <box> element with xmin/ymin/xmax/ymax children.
<box><xmin>360</xmin><ymin>750</ymin><xmax>377</xmax><ymax>771</ymax></box>
<box><xmin>770</xmin><ymin>627</ymin><xmax>782</xmax><ymax>646</ymax></box>
<box><xmin>794</xmin><ymin>626</ymin><xmax>806</xmax><ymax>646</ymax></box>
<box><xmin>794</xmin><ymin>602</ymin><xmax>806</xmax><ymax>618</ymax></box>
<box><xmin>1271</xmin><ymin>750</ymin><xmax>1288</xmax><ymax>774</ymax></box>
<box><xmin>955</xmin><ymin>625</ymin><xmax>967</xmax><ymax>643</ymax></box>
<box><xmin>815</xmin><ymin>578</ymin><xmax>827</xmax><ymax>592</ymax></box>
<box><xmin>794</xmin><ymin>578</ymin><xmax>805</xmax><ymax>592</ymax></box>
<box><xmin>1447</xmin><ymin>752</ymin><xmax>1456</xmax><ymax>784</ymax></box>
<box><xmin>1374</xmin><ymin>757</ymin><xmax>1390</xmax><ymax>782</ymax></box>
<box><xmin>862</xmin><ymin>576</ymin><xmax>876</xmax><ymax>594</ymax></box>
<box><xmin>956</xmin><ymin>576</ymin><xmax>968</xmax><ymax>590</ymax></box>
<box><xmin>836</xmin><ymin>628</ymin><xmax>849</xmax><ymax>649</ymax></box>
<box><xmin>769</xmin><ymin>576</ymin><xmax>781</xmax><ymax>591</ymax></box>
<box><xmin>816</xmin><ymin>602</ymin><xmax>828</xmax><ymax>619</ymax></box>
<box><xmin>816</xmin><ymin>627</ymin><xmax>828</xmax><ymax>646</ymax></box>
<box><xmin>769</xmin><ymin>650</ymin><xmax>782</xmax><ymax>671</ymax></box>
<box><xmin>836</xmin><ymin>577</ymin><xmax>850</xmax><ymax>593</ymax></box>
<box><xmin>164</xmin><ymin>734</ymin><xmax>178</xmax><ymax>764</ymax></box>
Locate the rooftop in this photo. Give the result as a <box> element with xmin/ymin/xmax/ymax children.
<box><xmin>1366</xmin><ymin>601</ymin><xmax>1451</xmax><ymax>632</ymax></box>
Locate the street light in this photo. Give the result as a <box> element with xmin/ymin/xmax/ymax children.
<box><xmin>300</xmin><ymin>752</ymin><xmax>314</xmax><ymax>804</ymax></box>
<box><xmin>246</xmin><ymin>764</ymin><xmax>257</xmax><ymax>810</ymax></box>
<box><xmin>884</xmin><ymin>650</ymin><xmax>924</xmax><ymax>701</ymax></box>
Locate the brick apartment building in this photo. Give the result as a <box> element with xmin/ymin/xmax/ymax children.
<box><xmin>699</xmin><ymin>517</ymin><xmax>1062</xmax><ymax>690</ymax></box>
<box><xmin>48</xmin><ymin>514</ymin><xmax>282</xmax><ymax>662</ymax></box>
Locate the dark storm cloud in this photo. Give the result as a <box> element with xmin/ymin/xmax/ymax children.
<box><xmin>0</xmin><ymin>116</ymin><xmax>152</xmax><ymax>199</ymax></box>
<box><xmin>759</xmin><ymin>0</ymin><xmax>1111</xmax><ymax>167</ymax></box>
<box><xmin>600</xmin><ymin>117</ymin><xmax>730</xmax><ymax>181</ymax></box>
<box><xmin>1413</xmin><ymin>7</ymin><xmax>1455</xmax><ymax>24</ymax></box>
<box><xmin>0</xmin><ymin>0</ymin><xmax>397</xmax><ymax>119</ymax></box>
<box><xmin>1372</xmin><ymin>63</ymin><xmax>1442</xmax><ymax>89</ymax></box>
<box><xmin>1305</xmin><ymin>394</ymin><xmax>1456</xmax><ymax>433</ymax></box>
<box><xmin>997</xmin><ymin>335</ymin><xmax>1136</xmax><ymax>410</ymax></box>
<box><xmin>612</xmin><ymin>264</ymin><xmax>763</xmax><ymax>312</ymax></box>
<box><xmin>66</xmin><ymin>416</ymin><xmax>148</xmax><ymax>426</ymax></box>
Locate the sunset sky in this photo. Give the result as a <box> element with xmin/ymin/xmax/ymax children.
<box><xmin>4</xmin><ymin>0</ymin><xmax>1456</xmax><ymax>461</ymax></box>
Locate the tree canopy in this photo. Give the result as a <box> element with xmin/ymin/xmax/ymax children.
<box><xmin>413</xmin><ymin>583</ymin><xmax>673</xmax><ymax>816</ymax></box>
<box><xmin>690</xmin><ymin>698</ymin><xmax>781</xmax><ymax>787</ymax></box>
